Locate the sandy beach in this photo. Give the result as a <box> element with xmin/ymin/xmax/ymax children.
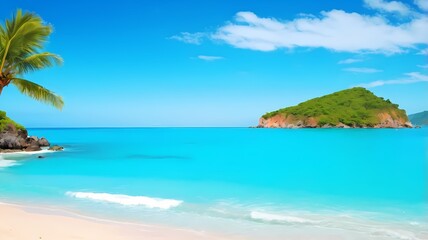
<box><xmin>0</xmin><ymin>203</ymin><xmax>234</xmax><ymax>240</ymax></box>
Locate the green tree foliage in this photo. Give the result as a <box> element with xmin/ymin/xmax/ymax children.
<box><xmin>0</xmin><ymin>110</ymin><xmax>24</xmax><ymax>131</ymax></box>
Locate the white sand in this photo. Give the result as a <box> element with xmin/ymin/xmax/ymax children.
<box><xmin>0</xmin><ymin>203</ymin><xmax>236</xmax><ymax>240</ymax></box>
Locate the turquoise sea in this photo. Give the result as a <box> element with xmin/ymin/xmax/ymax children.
<box><xmin>0</xmin><ymin>128</ymin><xmax>427</xmax><ymax>239</ymax></box>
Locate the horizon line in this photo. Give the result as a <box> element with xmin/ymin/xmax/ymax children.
<box><xmin>26</xmin><ymin>126</ymin><xmax>254</xmax><ymax>129</ymax></box>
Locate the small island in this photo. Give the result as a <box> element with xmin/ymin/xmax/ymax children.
<box><xmin>258</xmin><ymin>87</ymin><xmax>413</xmax><ymax>128</ymax></box>
<box><xmin>409</xmin><ymin>111</ymin><xmax>428</xmax><ymax>126</ymax></box>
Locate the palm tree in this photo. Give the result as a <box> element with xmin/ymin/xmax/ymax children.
<box><xmin>0</xmin><ymin>9</ymin><xmax>63</xmax><ymax>109</ymax></box>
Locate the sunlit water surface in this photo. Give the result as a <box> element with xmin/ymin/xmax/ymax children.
<box><xmin>1</xmin><ymin>128</ymin><xmax>427</xmax><ymax>240</ymax></box>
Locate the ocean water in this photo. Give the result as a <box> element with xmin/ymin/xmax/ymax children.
<box><xmin>0</xmin><ymin>128</ymin><xmax>427</xmax><ymax>239</ymax></box>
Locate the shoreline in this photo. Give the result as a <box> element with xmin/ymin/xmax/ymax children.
<box><xmin>0</xmin><ymin>201</ymin><xmax>236</xmax><ymax>240</ymax></box>
<box><xmin>0</xmin><ymin>148</ymin><xmax>55</xmax><ymax>155</ymax></box>
<box><xmin>0</xmin><ymin>149</ymin><xmax>56</xmax><ymax>168</ymax></box>
<box><xmin>1</xmin><ymin>197</ymin><xmax>426</xmax><ymax>240</ymax></box>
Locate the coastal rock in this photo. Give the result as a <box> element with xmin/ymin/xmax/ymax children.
<box><xmin>26</xmin><ymin>136</ymin><xmax>39</xmax><ymax>145</ymax></box>
<box><xmin>25</xmin><ymin>143</ymin><xmax>41</xmax><ymax>151</ymax></box>
<box><xmin>28</xmin><ymin>136</ymin><xmax>39</xmax><ymax>142</ymax></box>
<box><xmin>0</xmin><ymin>125</ymin><xmax>26</xmax><ymax>149</ymax></box>
<box><xmin>0</xmin><ymin>134</ymin><xmax>22</xmax><ymax>149</ymax></box>
<box><xmin>0</xmin><ymin>124</ymin><xmax>50</xmax><ymax>152</ymax></box>
<box><xmin>17</xmin><ymin>128</ymin><xmax>28</xmax><ymax>139</ymax></box>
<box><xmin>336</xmin><ymin>123</ymin><xmax>351</xmax><ymax>128</ymax></box>
<box><xmin>373</xmin><ymin>113</ymin><xmax>413</xmax><ymax>128</ymax></box>
<box><xmin>404</xmin><ymin>122</ymin><xmax>413</xmax><ymax>128</ymax></box>
<box><xmin>25</xmin><ymin>136</ymin><xmax>41</xmax><ymax>151</ymax></box>
<box><xmin>48</xmin><ymin>145</ymin><xmax>64</xmax><ymax>151</ymax></box>
<box><xmin>38</xmin><ymin>137</ymin><xmax>50</xmax><ymax>147</ymax></box>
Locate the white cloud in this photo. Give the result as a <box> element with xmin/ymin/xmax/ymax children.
<box><xmin>170</xmin><ymin>32</ymin><xmax>205</xmax><ymax>44</ymax></box>
<box><xmin>407</xmin><ymin>72</ymin><xmax>428</xmax><ymax>80</ymax></box>
<box><xmin>338</xmin><ymin>58</ymin><xmax>363</xmax><ymax>64</ymax></box>
<box><xmin>417</xmin><ymin>64</ymin><xmax>428</xmax><ymax>68</ymax></box>
<box><xmin>364</xmin><ymin>0</ymin><xmax>411</xmax><ymax>15</ymax></box>
<box><xmin>360</xmin><ymin>72</ymin><xmax>428</xmax><ymax>87</ymax></box>
<box><xmin>414</xmin><ymin>0</ymin><xmax>428</xmax><ymax>11</ymax></box>
<box><xmin>197</xmin><ymin>55</ymin><xmax>224</xmax><ymax>61</ymax></box>
<box><xmin>211</xmin><ymin>10</ymin><xmax>428</xmax><ymax>54</ymax></box>
<box><xmin>344</xmin><ymin>67</ymin><xmax>383</xmax><ymax>73</ymax></box>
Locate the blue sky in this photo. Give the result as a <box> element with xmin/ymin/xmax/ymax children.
<box><xmin>0</xmin><ymin>0</ymin><xmax>427</xmax><ymax>127</ymax></box>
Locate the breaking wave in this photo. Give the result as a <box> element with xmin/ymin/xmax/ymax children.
<box><xmin>0</xmin><ymin>149</ymin><xmax>54</xmax><ymax>156</ymax></box>
<box><xmin>0</xmin><ymin>156</ymin><xmax>19</xmax><ymax>168</ymax></box>
<box><xmin>250</xmin><ymin>211</ymin><xmax>316</xmax><ymax>224</ymax></box>
<box><xmin>66</xmin><ymin>191</ymin><xmax>183</xmax><ymax>210</ymax></box>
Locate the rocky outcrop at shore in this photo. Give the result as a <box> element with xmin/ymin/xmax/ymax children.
<box><xmin>48</xmin><ymin>145</ymin><xmax>64</xmax><ymax>151</ymax></box>
<box><xmin>258</xmin><ymin>112</ymin><xmax>413</xmax><ymax>129</ymax></box>
<box><xmin>0</xmin><ymin>124</ymin><xmax>51</xmax><ymax>152</ymax></box>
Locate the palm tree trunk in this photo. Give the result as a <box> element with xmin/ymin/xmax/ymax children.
<box><xmin>0</xmin><ymin>78</ymin><xmax>4</xmax><ymax>95</ymax></box>
<box><xmin>0</xmin><ymin>75</ymin><xmax>8</xmax><ymax>95</ymax></box>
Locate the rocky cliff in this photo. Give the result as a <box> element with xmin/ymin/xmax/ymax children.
<box><xmin>258</xmin><ymin>88</ymin><xmax>412</xmax><ymax>129</ymax></box>
<box><xmin>0</xmin><ymin>124</ymin><xmax>50</xmax><ymax>152</ymax></box>
<box><xmin>0</xmin><ymin>111</ymin><xmax>50</xmax><ymax>152</ymax></box>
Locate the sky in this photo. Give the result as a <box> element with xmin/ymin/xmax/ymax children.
<box><xmin>0</xmin><ymin>0</ymin><xmax>427</xmax><ymax>127</ymax></box>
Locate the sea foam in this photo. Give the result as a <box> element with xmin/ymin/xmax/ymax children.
<box><xmin>250</xmin><ymin>211</ymin><xmax>423</xmax><ymax>239</ymax></box>
<box><xmin>250</xmin><ymin>211</ymin><xmax>315</xmax><ymax>224</ymax></box>
<box><xmin>0</xmin><ymin>149</ymin><xmax>56</xmax><ymax>168</ymax></box>
<box><xmin>0</xmin><ymin>156</ymin><xmax>19</xmax><ymax>168</ymax></box>
<box><xmin>0</xmin><ymin>149</ymin><xmax>54</xmax><ymax>156</ymax></box>
<box><xmin>66</xmin><ymin>191</ymin><xmax>183</xmax><ymax>210</ymax></box>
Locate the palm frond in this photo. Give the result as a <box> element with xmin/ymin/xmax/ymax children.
<box><xmin>1</xmin><ymin>9</ymin><xmax>53</xmax><ymax>73</ymax></box>
<box><xmin>0</xmin><ymin>10</ymin><xmax>64</xmax><ymax>110</ymax></box>
<box><xmin>15</xmin><ymin>52</ymin><xmax>63</xmax><ymax>74</ymax></box>
<box><xmin>11</xmin><ymin>78</ymin><xmax>64</xmax><ymax>110</ymax></box>
<box><xmin>0</xmin><ymin>24</ymin><xmax>6</xmax><ymax>58</ymax></box>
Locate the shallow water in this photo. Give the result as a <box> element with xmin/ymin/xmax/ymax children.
<box><xmin>0</xmin><ymin>128</ymin><xmax>427</xmax><ymax>239</ymax></box>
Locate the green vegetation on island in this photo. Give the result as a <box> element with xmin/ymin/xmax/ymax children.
<box><xmin>0</xmin><ymin>110</ymin><xmax>24</xmax><ymax>132</ymax></box>
<box><xmin>0</xmin><ymin>9</ymin><xmax>63</xmax><ymax>109</ymax></box>
<box><xmin>408</xmin><ymin>111</ymin><xmax>428</xmax><ymax>126</ymax></box>
<box><xmin>260</xmin><ymin>87</ymin><xmax>410</xmax><ymax>128</ymax></box>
